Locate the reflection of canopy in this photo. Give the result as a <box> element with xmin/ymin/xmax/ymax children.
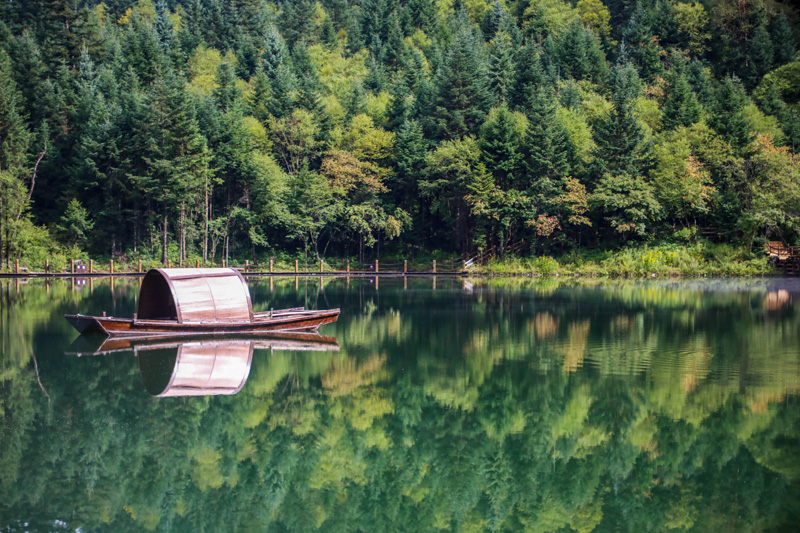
<box><xmin>137</xmin><ymin>268</ymin><xmax>253</xmax><ymax>324</ymax></box>
<box><xmin>138</xmin><ymin>340</ymin><xmax>254</xmax><ymax>397</ymax></box>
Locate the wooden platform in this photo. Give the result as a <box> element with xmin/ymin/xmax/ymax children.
<box><xmin>765</xmin><ymin>242</ymin><xmax>800</xmax><ymax>275</ymax></box>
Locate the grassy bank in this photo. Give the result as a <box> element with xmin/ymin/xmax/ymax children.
<box><xmin>473</xmin><ymin>242</ymin><xmax>778</xmax><ymax>277</ymax></box>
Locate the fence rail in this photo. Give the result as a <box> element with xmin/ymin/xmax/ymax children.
<box><xmin>1</xmin><ymin>241</ymin><xmax>535</xmax><ymax>276</ymax></box>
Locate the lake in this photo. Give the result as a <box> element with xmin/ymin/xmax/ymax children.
<box><xmin>2</xmin><ymin>275</ymin><xmax>800</xmax><ymax>531</ymax></box>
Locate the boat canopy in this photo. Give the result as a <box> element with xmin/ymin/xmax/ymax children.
<box><xmin>137</xmin><ymin>268</ymin><xmax>253</xmax><ymax>324</ymax></box>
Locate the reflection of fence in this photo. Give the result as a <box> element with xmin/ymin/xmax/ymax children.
<box><xmin>764</xmin><ymin>241</ymin><xmax>800</xmax><ymax>276</ymax></box>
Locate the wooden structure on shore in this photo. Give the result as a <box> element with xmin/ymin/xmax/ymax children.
<box><xmin>765</xmin><ymin>242</ymin><xmax>800</xmax><ymax>275</ymax></box>
<box><xmin>65</xmin><ymin>268</ymin><xmax>339</xmax><ymax>337</ymax></box>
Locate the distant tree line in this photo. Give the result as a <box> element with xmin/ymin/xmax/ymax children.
<box><xmin>0</xmin><ymin>0</ymin><xmax>799</xmax><ymax>266</ymax></box>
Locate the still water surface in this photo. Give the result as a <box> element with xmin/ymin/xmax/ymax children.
<box><xmin>1</xmin><ymin>276</ymin><xmax>800</xmax><ymax>531</ymax></box>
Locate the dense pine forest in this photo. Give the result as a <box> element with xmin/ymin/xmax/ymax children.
<box><xmin>0</xmin><ymin>0</ymin><xmax>799</xmax><ymax>269</ymax></box>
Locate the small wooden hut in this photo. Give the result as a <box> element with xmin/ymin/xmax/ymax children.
<box><xmin>137</xmin><ymin>268</ymin><xmax>253</xmax><ymax>323</ymax></box>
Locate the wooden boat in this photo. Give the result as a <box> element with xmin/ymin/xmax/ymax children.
<box><xmin>65</xmin><ymin>267</ymin><xmax>339</xmax><ymax>337</ymax></box>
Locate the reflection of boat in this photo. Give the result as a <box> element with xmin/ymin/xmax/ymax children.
<box><xmin>140</xmin><ymin>339</ymin><xmax>255</xmax><ymax>397</ymax></box>
<box><xmin>67</xmin><ymin>333</ymin><xmax>340</xmax><ymax>397</ymax></box>
<box><xmin>65</xmin><ymin>268</ymin><xmax>339</xmax><ymax>337</ymax></box>
<box><xmin>67</xmin><ymin>331</ymin><xmax>340</xmax><ymax>357</ymax></box>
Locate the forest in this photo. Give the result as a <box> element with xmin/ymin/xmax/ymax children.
<box><xmin>0</xmin><ymin>0</ymin><xmax>799</xmax><ymax>268</ymax></box>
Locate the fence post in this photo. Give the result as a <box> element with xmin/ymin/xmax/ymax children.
<box><xmin>433</xmin><ymin>260</ymin><xmax>436</xmax><ymax>273</ymax></box>
<box><xmin>245</xmin><ymin>259</ymin><xmax>249</xmax><ymax>272</ymax></box>
<box><xmin>71</xmin><ymin>259</ymin><xmax>75</xmax><ymax>274</ymax></box>
<box><xmin>15</xmin><ymin>259</ymin><xmax>19</xmax><ymax>274</ymax></box>
<box><xmin>294</xmin><ymin>260</ymin><xmax>298</xmax><ymax>274</ymax></box>
<box><xmin>140</xmin><ymin>259</ymin><xmax>144</xmax><ymax>273</ymax></box>
<box><xmin>89</xmin><ymin>259</ymin><xmax>93</xmax><ymax>273</ymax></box>
<box><xmin>462</xmin><ymin>260</ymin><xmax>466</xmax><ymax>271</ymax></box>
<box><xmin>271</xmin><ymin>258</ymin><xmax>274</xmax><ymax>273</ymax></box>
<box><xmin>404</xmin><ymin>260</ymin><xmax>407</xmax><ymax>273</ymax></box>
<box><xmin>346</xmin><ymin>260</ymin><xmax>350</xmax><ymax>273</ymax></box>
<box><xmin>320</xmin><ymin>259</ymin><xmax>324</xmax><ymax>273</ymax></box>
<box><xmin>375</xmin><ymin>260</ymin><xmax>379</xmax><ymax>273</ymax></box>
<box><xmin>110</xmin><ymin>259</ymin><xmax>114</xmax><ymax>274</ymax></box>
<box><xmin>45</xmin><ymin>259</ymin><xmax>49</xmax><ymax>274</ymax></box>
<box><xmin>222</xmin><ymin>259</ymin><xmax>226</xmax><ymax>268</ymax></box>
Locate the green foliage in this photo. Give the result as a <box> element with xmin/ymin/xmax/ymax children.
<box><xmin>590</xmin><ymin>173</ymin><xmax>662</xmax><ymax>239</ymax></box>
<box><xmin>57</xmin><ymin>199</ymin><xmax>94</xmax><ymax>248</ymax></box>
<box><xmin>0</xmin><ymin>0</ymin><xmax>796</xmax><ymax>265</ymax></box>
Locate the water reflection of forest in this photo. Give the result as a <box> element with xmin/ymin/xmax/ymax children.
<box><xmin>1</xmin><ymin>277</ymin><xmax>800</xmax><ymax>531</ymax></box>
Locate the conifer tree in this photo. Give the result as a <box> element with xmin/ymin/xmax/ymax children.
<box><xmin>408</xmin><ymin>0</ymin><xmax>436</xmax><ymax>31</ymax></box>
<box><xmin>592</xmin><ymin>61</ymin><xmax>650</xmax><ymax>178</ymax></box>
<box><xmin>479</xmin><ymin>106</ymin><xmax>525</xmax><ymax>190</ymax></box>
<box><xmin>709</xmin><ymin>76</ymin><xmax>752</xmax><ymax>154</ymax></box>
<box><xmin>394</xmin><ymin>119</ymin><xmax>428</xmax><ymax>208</ymax></box>
<box><xmin>511</xmin><ymin>40</ymin><xmax>544</xmax><ymax>110</ymax></box>
<box><xmin>621</xmin><ymin>1</ymin><xmax>663</xmax><ymax>80</ymax></box>
<box><xmin>262</xmin><ymin>24</ymin><xmax>289</xmax><ymax>77</ymax></box>
<box><xmin>267</xmin><ymin>63</ymin><xmax>296</xmax><ymax>118</ymax></box>
<box><xmin>487</xmin><ymin>32</ymin><xmax>516</xmax><ymax>105</ymax></box>
<box><xmin>525</xmin><ymin>87</ymin><xmax>571</xmax><ymax>195</ymax></box>
<box><xmin>746</xmin><ymin>23</ymin><xmax>774</xmax><ymax>86</ymax></box>
<box><xmin>214</xmin><ymin>61</ymin><xmax>241</xmax><ymax>112</ymax></box>
<box><xmin>686</xmin><ymin>59</ymin><xmax>715</xmax><ymax>107</ymax></box>
<box><xmin>154</xmin><ymin>0</ymin><xmax>173</xmax><ymax>52</ymax></box>
<box><xmin>662</xmin><ymin>57</ymin><xmax>701</xmax><ymax>130</ymax></box>
<box><xmin>771</xmin><ymin>14</ymin><xmax>796</xmax><ymax>66</ymax></box>
<box><xmin>432</xmin><ymin>23</ymin><xmax>492</xmax><ymax>139</ymax></box>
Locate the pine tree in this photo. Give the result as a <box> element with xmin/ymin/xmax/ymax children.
<box><xmin>267</xmin><ymin>63</ymin><xmax>296</xmax><ymax>119</ymax></box>
<box><xmin>487</xmin><ymin>32</ymin><xmax>516</xmax><ymax>105</ymax></box>
<box><xmin>262</xmin><ymin>24</ymin><xmax>289</xmax><ymax>77</ymax></box>
<box><xmin>686</xmin><ymin>59</ymin><xmax>714</xmax><ymax>107</ymax></box>
<box><xmin>387</xmin><ymin>77</ymin><xmax>413</xmax><ymax>130</ymax></box>
<box><xmin>525</xmin><ymin>87</ymin><xmax>571</xmax><ymax>194</ymax></box>
<box><xmin>592</xmin><ymin>61</ymin><xmax>650</xmax><ymax>178</ymax></box>
<box><xmin>278</xmin><ymin>0</ymin><xmax>314</xmax><ymax>50</ymax></box>
<box><xmin>621</xmin><ymin>1</ymin><xmax>663</xmax><ymax>80</ymax></box>
<box><xmin>771</xmin><ymin>14</ymin><xmax>796</xmax><ymax>66</ymax></box>
<box><xmin>384</xmin><ymin>10</ymin><xmax>405</xmax><ymax>66</ymax></box>
<box><xmin>432</xmin><ymin>22</ymin><xmax>492</xmax><ymax>139</ymax></box>
<box><xmin>394</xmin><ymin>119</ymin><xmax>428</xmax><ymax>207</ymax></box>
<box><xmin>154</xmin><ymin>0</ymin><xmax>173</xmax><ymax>52</ymax></box>
<box><xmin>408</xmin><ymin>0</ymin><xmax>436</xmax><ymax>31</ymax></box>
<box><xmin>511</xmin><ymin>40</ymin><xmax>544</xmax><ymax>110</ymax></box>
<box><xmin>709</xmin><ymin>76</ymin><xmax>752</xmax><ymax>154</ymax></box>
<box><xmin>214</xmin><ymin>61</ymin><xmax>241</xmax><ymax>112</ymax></box>
<box><xmin>0</xmin><ymin>50</ymin><xmax>29</xmax><ymax>173</ymax></box>
<box><xmin>481</xmin><ymin>0</ymin><xmax>508</xmax><ymax>38</ymax></box>
<box><xmin>479</xmin><ymin>106</ymin><xmax>525</xmax><ymax>190</ymax></box>
<box><xmin>746</xmin><ymin>23</ymin><xmax>774</xmax><ymax>87</ymax></box>
<box><xmin>662</xmin><ymin>58</ymin><xmax>701</xmax><ymax>130</ymax></box>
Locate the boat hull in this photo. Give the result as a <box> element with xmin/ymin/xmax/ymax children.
<box><xmin>65</xmin><ymin>309</ymin><xmax>340</xmax><ymax>337</ymax></box>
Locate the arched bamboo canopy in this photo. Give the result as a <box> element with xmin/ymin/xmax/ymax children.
<box><xmin>137</xmin><ymin>268</ymin><xmax>253</xmax><ymax>324</ymax></box>
<box><xmin>138</xmin><ymin>340</ymin><xmax>254</xmax><ymax>397</ymax></box>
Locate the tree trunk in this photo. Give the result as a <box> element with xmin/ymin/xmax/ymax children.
<box><xmin>179</xmin><ymin>202</ymin><xmax>185</xmax><ymax>267</ymax></box>
<box><xmin>162</xmin><ymin>206</ymin><xmax>168</xmax><ymax>265</ymax></box>
<box><xmin>204</xmin><ymin>180</ymin><xmax>209</xmax><ymax>264</ymax></box>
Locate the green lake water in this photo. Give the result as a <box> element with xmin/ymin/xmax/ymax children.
<box><xmin>2</xmin><ymin>275</ymin><xmax>800</xmax><ymax>532</ymax></box>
